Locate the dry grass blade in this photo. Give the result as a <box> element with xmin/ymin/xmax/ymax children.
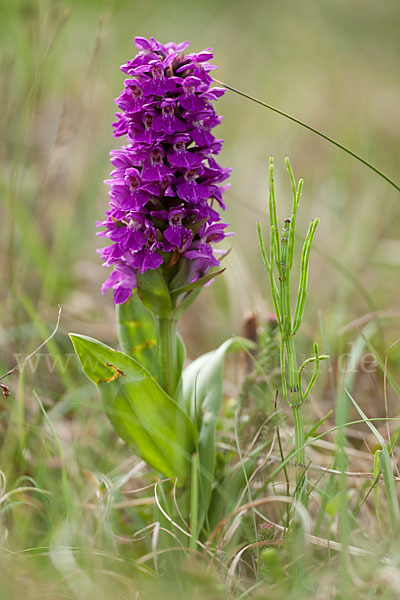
<box><xmin>208</xmin><ymin>495</ymin><xmax>372</xmax><ymax>560</ymax></box>
<box><xmin>207</xmin><ymin>495</ymin><xmax>308</xmax><ymax>545</ymax></box>
<box><xmin>136</xmin><ymin>546</ymin><xmax>202</xmax><ymax>566</ymax></box>
<box><xmin>154</xmin><ymin>481</ymin><xmax>191</xmax><ymax>540</ymax></box>
<box><xmin>0</xmin><ymin>486</ymin><xmax>51</xmax><ymax>506</ymax></box>
<box><xmin>154</xmin><ymin>481</ymin><xmax>213</xmax><ymax>556</ymax></box>
<box><xmin>81</xmin><ymin>498</ymin><xmax>156</xmax><ymax>509</ymax></box>
<box><xmin>253</xmin><ymin>509</ymin><xmax>374</xmax><ymax>557</ymax></box>
<box><xmin>227</xmin><ymin>540</ymin><xmax>284</xmax><ymax>592</ymax></box>
<box><xmin>151</xmin><ymin>522</ymin><xmax>160</xmax><ymax>575</ymax></box>
<box><xmin>0</xmin><ymin>305</ymin><xmax>62</xmax><ymax>382</ymax></box>
<box><xmin>267</xmin><ymin>454</ymin><xmax>400</xmax><ymax>480</ymax></box>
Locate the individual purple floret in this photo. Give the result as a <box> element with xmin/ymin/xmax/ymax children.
<box><xmin>98</xmin><ymin>36</ymin><xmax>232</xmax><ymax>304</ymax></box>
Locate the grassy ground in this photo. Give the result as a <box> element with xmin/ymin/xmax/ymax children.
<box><xmin>1</xmin><ymin>0</ymin><xmax>400</xmax><ymax>597</ymax></box>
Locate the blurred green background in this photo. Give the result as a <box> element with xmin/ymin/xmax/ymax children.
<box><xmin>0</xmin><ymin>1</ymin><xmax>400</xmax><ymax>596</ymax></box>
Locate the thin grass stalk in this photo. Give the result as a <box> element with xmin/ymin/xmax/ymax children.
<box><xmin>215</xmin><ymin>78</ymin><xmax>400</xmax><ymax>194</ymax></box>
<box><xmin>336</xmin><ymin>380</ymin><xmax>351</xmax><ymax>591</ymax></box>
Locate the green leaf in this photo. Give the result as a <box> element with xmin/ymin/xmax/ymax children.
<box><xmin>176</xmin><ymin>333</ymin><xmax>186</xmax><ymax>373</ymax></box>
<box><xmin>346</xmin><ymin>389</ymin><xmax>400</xmax><ymax>527</ymax></box>
<box><xmin>305</xmin><ymin>410</ymin><xmax>333</xmax><ymax>440</ymax></box>
<box><xmin>182</xmin><ymin>337</ymin><xmax>254</xmax><ymax>528</ymax></box>
<box><xmin>116</xmin><ymin>293</ymin><xmax>158</xmax><ymax>379</ymax></box>
<box><xmin>171</xmin><ymin>287</ymin><xmax>203</xmax><ymax>320</ymax></box>
<box><xmin>373</xmin><ymin>450</ymin><xmax>381</xmax><ymax>518</ymax></box>
<box><xmin>171</xmin><ymin>268</ymin><xmax>226</xmax><ymax>298</ymax></box>
<box><xmin>70</xmin><ymin>334</ymin><xmax>194</xmax><ymax>482</ymax></box>
<box><xmin>137</xmin><ymin>269</ymin><xmax>172</xmax><ymax>317</ymax></box>
<box><xmin>170</xmin><ymin>255</ymin><xmax>192</xmax><ymax>291</ymax></box>
<box><xmin>171</xmin><ymin>268</ymin><xmax>226</xmax><ymax>320</ymax></box>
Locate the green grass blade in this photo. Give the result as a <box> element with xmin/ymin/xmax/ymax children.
<box><xmin>215</xmin><ymin>78</ymin><xmax>400</xmax><ymax>194</ymax></box>
<box><xmin>346</xmin><ymin>389</ymin><xmax>400</xmax><ymax>528</ymax></box>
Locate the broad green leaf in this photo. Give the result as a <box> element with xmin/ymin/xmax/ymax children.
<box><xmin>182</xmin><ymin>337</ymin><xmax>254</xmax><ymax>528</ymax></box>
<box><xmin>137</xmin><ymin>269</ymin><xmax>172</xmax><ymax>317</ymax></box>
<box><xmin>182</xmin><ymin>337</ymin><xmax>253</xmax><ymax>419</ymax></box>
<box><xmin>70</xmin><ymin>334</ymin><xmax>194</xmax><ymax>483</ymax></box>
<box><xmin>116</xmin><ymin>292</ymin><xmax>158</xmax><ymax>379</ymax></box>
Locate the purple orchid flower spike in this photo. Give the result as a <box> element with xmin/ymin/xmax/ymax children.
<box><xmin>98</xmin><ymin>36</ymin><xmax>232</xmax><ymax>305</ymax></box>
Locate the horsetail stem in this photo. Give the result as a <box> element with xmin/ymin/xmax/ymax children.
<box><xmin>257</xmin><ymin>221</ymin><xmax>270</xmax><ymax>271</ymax></box>
<box><xmin>292</xmin><ymin>217</ymin><xmax>319</xmax><ymax>334</ymax></box>
<box><xmin>269</xmin><ymin>158</ymin><xmax>282</xmax><ymax>276</ymax></box>
<box><xmin>280</xmin><ymin>219</ymin><xmax>292</xmax><ymax>338</ymax></box>
<box><xmin>269</xmin><ymin>226</ymin><xmax>282</xmax><ymax>329</ymax></box>
<box><xmin>298</xmin><ymin>342</ymin><xmax>329</xmax><ymax>401</ymax></box>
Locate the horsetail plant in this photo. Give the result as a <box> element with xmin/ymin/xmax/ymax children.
<box><xmin>258</xmin><ymin>157</ymin><xmax>328</xmax><ymax>496</ymax></box>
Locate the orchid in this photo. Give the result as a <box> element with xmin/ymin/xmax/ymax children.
<box><xmin>97</xmin><ymin>36</ymin><xmax>232</xmax><ymax>306</ymax></box>
<box><xmin>71</xmin><ymin>39</ymin><xmax>251</xmax><ymax>543</ymax></box>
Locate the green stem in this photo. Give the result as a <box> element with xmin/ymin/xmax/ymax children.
<box><xmin>285</xmin><ymin>338</ymin><xmax>298</xmax><ymax>398</ymax></box>
<box><xmin>155</xmin><ymin>316</ymin><xmax>177</xmax><ymax>397</ymax></box>
<box><xmin>284</xmin><ymin>337</ymin><xmax>306</xmax><ymax>490</ymax></box>
<box><xmin>190</xmin><ymin>453</ymin><xmax>199</xmax><ymax>550</ymax></box>
<box><xmin>280</xmin><ymin>223</ymin><xmax>291</xmax><ymax>336</ymax></box>
<box><xmin>292</xmin><ymin>405</ymin><xmax>305</xmax><ymax>471</ymax></box>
